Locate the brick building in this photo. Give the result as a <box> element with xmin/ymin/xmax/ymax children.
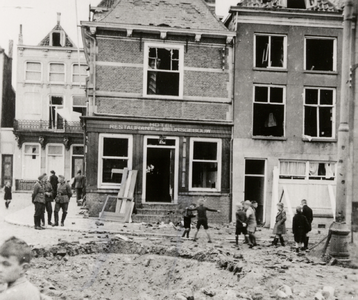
<box><xmin>226</xmin><ymin>0</ymin><xmax>344</xmax><ymax>228</ymax></box>
<box><xmin>13</xmin><ymin>14</ymin><xmax>87</xmax><ymax>190</ymax></box>
<box><xmin>81</xmin><ymin>0</ymin><xmax>235</xmax><ymax>223</ymax></box>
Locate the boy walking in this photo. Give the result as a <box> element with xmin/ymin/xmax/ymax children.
<box><xmin>182</xmin><ymin>204</ymin><xmax>196</xmax><ymax>239</ymax></box>
<box><xmin>235</xmin><ymin>203</ymin><xmax>247</xmax><ymax>249</ymax></box>
<box><xmin>187</xmin><ymin>198</ymin><xmax>220</xmax><ymax>243</ymax></box>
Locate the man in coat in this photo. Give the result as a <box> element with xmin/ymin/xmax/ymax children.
<box><xmin>49</xmin><ymin>170</ymin><xmax>58</xmax><ymax>199</ymax></box>
<box><xmin>73</xmin><ymin>170</ymin><xmax>86</xmax><ymax>206</ymax></box>
<box><xmin>301</xmin><ymin>199</ymin><xmax>313</xmax><ymax>250</ymax></box>
<box><xmin>32</xmin><ymin>174</ymin><xmax>49</xmax><ymax>230</ymax></box>
<box><xmin>53</xmin><ymin>175</ymin><xmax>72</xmax><ymax>227</ymax></box>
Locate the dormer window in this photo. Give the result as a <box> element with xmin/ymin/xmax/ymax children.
<box><xmin>50</xmin><ymin>31</ymin><xmax>64</xmax><ymax>47</ymax></box>
<box><xmin>287</xmin><ymin>0</ymin><xmax>306</xmax><ymax>8</ymax></box>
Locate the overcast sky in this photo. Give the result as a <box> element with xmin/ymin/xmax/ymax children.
<box><xmin>0</xmin><ymin>0</ymin><xmax>237</xmax><ymax>86</ymax></box>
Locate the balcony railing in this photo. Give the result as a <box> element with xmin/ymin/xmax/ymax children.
<box><xmin>14</xmin><ymin>119</ymin><xmax>83</xmax><ymax>133</ymax></box>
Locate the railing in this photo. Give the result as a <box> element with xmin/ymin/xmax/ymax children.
<box><xmin>14</xmin><ymin>119</ymin><xmax>83</xmax><ymax>133</ymax></box>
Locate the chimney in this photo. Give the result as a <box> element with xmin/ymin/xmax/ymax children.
<box><xmin>8</xmin><ymin>40</ymin><xmax>13</xmax><ymax>58</ymax></box>
<box><xmin>204</xmin><ymin>0</ymin><xmax>216</xmax><ymax>14</ymax></box>
<box><xmin>57</xmin><ymin>12</ymin><xmax>61</xmax><ymax>25</ymax></box>
<box><xmin>18</xmin><ymin>24</ymin><xmax>23</xmax><ymax>45</ymax></box>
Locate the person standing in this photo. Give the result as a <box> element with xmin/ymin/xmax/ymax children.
<box><xmin>40</xmin><ymin>179</ymin><xmax>53</xmax><ymax>226</ymax></box>
<box><xmin>182</xmin><ymin>204</ymin><xmax>196</xmax><ymax>239</ymax></box>
<box><xmin>73</xmin><ymin>170</ymin><xmax>86</xmax><ymax>206</ymax></box>
<box><xmin>272</xmin><ymin>202</ymin><xmax>287</xmax><ymax>246</ymax></box>
<box><xmin>244</xmin><ymin>200</ymin><xmax>257</xmax><ymax>248</ymax></box>
<box><xmin>292</xmin><ymin>206</ymin><xmax>310</xmax><ymax>253</ymax></box>
<box><xmin>301</xmin><ymin>199</ymin><xmax>313</xmax><ymax>250</ymax></box>
<box><xmin>235</xmin><ymin>203</ymin><xmax>247</xmax><ymax>249</ymax></box>
<box><xmin>53</xmin><ymin>175</ymin><xmax>72</xmax><ymax>227</ymax></box>
<box><xmin>3</xmin><ymin>182</ymin><xmax>12</xmax><ymax>209</ymax></box>
<box><xmin>32</xmin><ymin>174</ymin><xmax>48</xmax><ymax>230</ymax></box>
<box><xmin>49</xmin><ymin>170</ymin><xmax>58</xmax><ymax>199</ymax></box>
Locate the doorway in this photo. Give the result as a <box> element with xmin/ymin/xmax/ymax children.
<box><xmin>143</xmin><ymin>137</ymin><xmax>178</xmax><ymax>203</ymax></box>
<box><xmin>2</xmin><ymin>155</ymin><xmax>13</xmax><ymax>187</ymax></box>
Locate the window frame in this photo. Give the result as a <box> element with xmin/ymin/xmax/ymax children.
<box><xmin>252</xmin><ymin>84</ymin><xmax>286</xmax><ymax>138</ymax></box>
<box><xmin>303</xmin><ymin>87</ymin><xmax>336</xmax><ymax>140</ymax></box>
<box><xmin>189</xmin><ymin>138</ymin><xmax>222</xmax><ymax>192</ymax></box>
<box><xmin>253</xmin><ymin>34</ymin><xmax>287</xmax><ymax>69</ymax></box>
<box><xmin>45</xmin><ymin>144</ymin><xmax>65</xmax><ymax>175</ymax></box>
<box><xmin>143</xmin><ymin>42</ymin><xmax>184</xmax><ymax>99</ymax></box>
<box><xmin>72</xmin><ymin>95</ymin><xmax>87</xmax><ymax>117</ymax></box>
<box><xmin>50</xmin><ymin>31</ymin><xmax>65</xmax><ymax>47</ymax></box>
<box><xmin>22</xmin><ymin>143</ymin><xmax>41</xmax><ymax>180</ymax></box>
<box><xmin>24</xmin><ymin>61</ymin><xmax>42</xmax><ymax>83</ymax></box>
<box><xmin>71</xmin><ymin>144</ymin><xmax>85</xmax><ymax>177</ymax></box>
<box><xmin>48</xmin><ymin>62</ymin><xmax>66</xmax><ymax>84</ymax></box>
<box><xmin>304</xmin><ymin>36</ymin><xmax>337</xmax><ymax>72</ymax></box>
<box><xmin>98</xmin><ymin>134</ymin><xmax>133</xmax><ymax>189</ymax></box>
<box><xmin>71</xmin><ymin>63</ymin><xmax>87</xmax><ymax>85</ymax></box>
<box><xmin>48</xmin><ymin>95</ymin><xmax>65</xmax><ymax>130</ymax></box>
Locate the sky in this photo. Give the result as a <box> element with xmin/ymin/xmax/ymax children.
<box><xmin>0</xmin><ymin>0</ymin><xmax>238</xmax><ymax>86</ymax></box>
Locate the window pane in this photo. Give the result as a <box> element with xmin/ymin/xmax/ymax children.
<box><xmin>72</xmin><ymin>146</ymin><xmax>84</xmax><ymax>155</ymax></box>
<box><xmin>72</xmin><ymin>75</ymin><xmax>86</xmax><ymax>83</ymax></box>
<box><xmin>50</xmin><ymin>73</ymin><xmax>65</xmax><ymax>82</ymax></box>
<box><xmin>253</xmin><ymin>104</ymin><xmax>284</xmax><ymax>137</ymax></box>
<box><xmin>320</xmin><ymin>90</ymin><xmax>333</xmax><ymax>105</ymax></box>
<box><xmin>102</xmin><ymin>159</ymin><xmax>128</xmax><ymax>183</ymax></box>
<box><xmin>280</xmin><ymin>161</ymin><xmax>306</xmax><ymax>177</ymax></box>
<box><xmin>306</xmin><ymin>39</ymin><xmax>334</xmax><ymax>71</ymax></box>
<box><xmin>50</xmin><ymin>96</ymin><xmax>63</xmax><ymax>105</ymax></box>
<box><xmin>147</xmin><ymin>71</ymin><xmax>179</xmax><ymax>96</ymax></box>
<box><xmin>255</xmin><ymin>35</ymin><xmax>269</xmax><ymax>68</ymax></box>
<box><xmin>103</xmin><ymin>138</ymin><xmax>128</xmax><ymax>157</ymax></box>
<box><xmin>304</xmin><ymin>106</ymin><xmax>317</xmax><ymax>136</ymax></box>
<box><xmin>50</xmin><ymin>63</ymin><xmax>64</xmax><ymax>72</ymax></box>
<box><xmin>26</xmin><ymin>72</ymin><xmax>41</xmax><ymax>81</ymax></box>
<box><xmin>147</xmin><ymin>138</ymin><xmax>176</xmax><ymax>146</ymax></box>
<box><xmin>192</xmin><ymin>162</ymin><xmax>217</xmax><ymax>189</ymax></box>
<box><xmin>270</xmin><ymin>36</ymin><xmax>284</xmax><ymax>67</ymax></box>
<box><xmin>193</xmin><ymin>142</ymin><xmax>217</xmax><ymax>160</ymax></box>
<box><xmin>319</xmin><ymin>107</ymin><xmax>333</xmax><ymax>137</ymax></box>
<box><xmin>73</xmin><ymin>96</ymin><xmax>86</xmax><ymax>106</ymax></box>
<box><xmin>48</xmin><ymin>145</ymin><xmax>63</xmax><ymax>155</ymax></box>
<box><xmin>305</xmin><ymin>89</ymin><xmax>318</xmax><ymax>105</ymax></box>
<box><xmin>245</xmin><ymin>160</ymin><xmax>265</xmax><ymax>175</ymax></box>
<box><xmin>270</xmin><ymin>87</ymin><xmax>283</xmax><ymax>103</ymax></box>
<box><xmin>73</xmin><ymin>64</ymin><xmax>87</xmax><ymax>74</ymax></box>
<box><xmin>25</xmin><ymin>145</ymin><xmax>39</xmax><ymax>155</ymax></box>
<box><xmin>255</xmin><ymin>86</ymin><xmax>268</xmax><ymax>102</ymax></box>
<box><xmin>27</xmin><ymin>62</ymin><xmax>41</xmax><ymax>71</ymax></box>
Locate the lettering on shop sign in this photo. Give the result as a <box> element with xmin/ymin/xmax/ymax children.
<box><xmin>108</xmin><ymin>123</ymin><xmax>211</xmax><ymax>134</ymax></box>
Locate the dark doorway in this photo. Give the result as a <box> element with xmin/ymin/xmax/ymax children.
<box><xmin>2</xmin><ymin>155</ymin><xmax>13</xmax><ymax>187</ymax></box>
<box><xmin>146</xmin><ymin>148</ymin><xmax>175</xmax><ymax>202</ymax></box>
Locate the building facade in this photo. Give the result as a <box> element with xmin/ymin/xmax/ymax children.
<box><xmin>81</xmin><ymin>0</ymin><xmax>235</xmax><ymax>223</ymax></box>
<box><xmin>0</xmin><ymin>43</ymin><xmax>16</xmax><ymax>187</ymax></box>
<box><xmin>226</xmin><ymin>0</ymin><xmax>343</xmax><ymax>228</ymax></box>
<box><xmin>13</xmin><ymin>14</ymin><xmax>87</xmax><ymax>190</ymax></box>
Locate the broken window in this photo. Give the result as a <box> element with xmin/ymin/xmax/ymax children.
<box><xmin>253</xmin><ymin>85</ymin><xmax>285</xmax><ymax>137</ymax></box>
<box><xmin>287</xmin><ymin>0</ymin><xmax>306</xmax><ymax>8</ymax></box>
<box><xmin>146</xmin><ymin>46</ymin><xmax>182</xmax><ymax>97</ymax></box>
<box><xmin>190</xmin><ymin>139</ymin><xmax>221</xmax><ymax>191</ymax></box>
<box><xmin>305</xmin><ymin>38</ymin><xmax>336</xmax><ymax>71</ymax></box>
<box><xmin>280</xmin><ymin>160</ymin><xmax>335</xmax><ymax>180</ymax></box>
<box><xmin>304</xmin><ymin>88</ymin><xmax>334</xmax><ymax>138</ymax></box>
<box><xmin>72</xmin><ymin>64</ymin><xmax>87</xmax><ymax>84</ymax></box>
<box><xmin>49</xmin><ymin>96</ymin><xmax>64</xmax><ymax>130</ymax></box>
<box><xmin>49</xmin><ymin>63</ymin><xmax>65</xmax><ymax>83</ymax></box>
<box><xmin>51</xmin><ymin>32</ymin><xmax>63</xmax><ymax>47</ymax></box>
<box><xmin>255</xmin><ymin>34</ymin><xmax>286</xmax><ymax>68</ymax></box>
<box><xmin>25</xmin><ymin>62</ymin><xmax>41</xmax><ymax>82</ymax></box>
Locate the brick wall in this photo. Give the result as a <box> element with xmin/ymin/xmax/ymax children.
<box><xmin>98</xmin><ymin>39</ymin><xmax>143</xmax><ymax>64</ymax></box>
<box><xmin>184</xmin><ymin>45</ymin><xmax>222</xmax><ymax>69</ymax></box>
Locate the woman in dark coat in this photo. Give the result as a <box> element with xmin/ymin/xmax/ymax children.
<box><xmin>4</xmin><ymin>181</ymin><xmax>12</xmax><ymax>209</ymax></box>
<box><xmin>272</xmin><ymin>202</ymin><xmax>287</xmax><ymax>246</ymax></box>
<box><xmin>292</xmin><ymin>206</ymin><xmax>310</xmax><ymax>253</ymax></box>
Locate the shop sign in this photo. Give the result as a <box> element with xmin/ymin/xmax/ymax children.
<box><xmin>109</xmin><ymin>123</ymin><xmax>211</xmax><ymax>134</ymax></box>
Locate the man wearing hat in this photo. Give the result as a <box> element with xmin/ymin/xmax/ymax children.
<box><xmin>32</xmin><ymin>173</ymin><xmax>50</xmax><ymax>230</ymax></box>
<box><xmin>53</xmin><ymin>175</ymin><xmax>72</xmax><ymax>227</ymax></box>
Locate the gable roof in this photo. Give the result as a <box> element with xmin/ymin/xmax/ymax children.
<box><xmin>38</xmin><ymin>23</ymin><xmax>75</xmax><ymax>47</ymax></box>
<box><xmin>93</xmin><ymin>0</ymin><xmax>227</xmax><ymax>32</ymax></box>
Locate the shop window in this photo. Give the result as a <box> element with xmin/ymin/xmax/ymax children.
<box><xmin>255</xmin><ymin>34</ymin><xmax>286</xmax><ymax>68</ymax></box>
<box><xmin>253</xmin><ymin>85</ymin><xmax>285</xmax><ymax>137</ymax></box>
<box><xmin>144</xmin><ymin>43</ymin><xmax>183</xmax><ymax>97</ymax></box>
<box><xmin>25</xmin><ymin>62</ymin><xmax>41</xmax><ymax>82</ymax></box>
<box><xmin>99</xmin><ymin>135</ymin><xmax>133</xmax><ymax>188</ymax></box>
<box><xmin>49</xmin><ymin>96</ymin><xmax>64</xmax><ymax>130</ymax></box>
<box><xmin>47</xmin><ymin>145</ymin><xmax>64</xmax><ymax>175</ymax></box>
<box><xmin>279</xmin><ymin>160</ymin><xmax>335</xmax><ymax>180</ymax></box>
<box><xmin>305</xmin><ymin>38</ymin><xmax>336</xmax><ymax>71</ymax></box>
<box><xmin>23</xmin><ymin>144</ymin><xmax>40</xmax><ymax>179</ymax></box>
<box><xmin>304</xmin><ymin>88</ymin><xmax>335</xmax><ymax>138</ymax></box>
<box><xmin>49</xmin><ymin>63</ymin><xmax>65</xmax><ymax>83</ymax></box>
<box><xmin>72</xmin><ymin>64</ymin><xmax>87</xmax><ymax>84</ymax></box>
<box><xmin>189</xmin><ymin>139</ymin><xmax>221</xmax><ymax>191</ymax></box>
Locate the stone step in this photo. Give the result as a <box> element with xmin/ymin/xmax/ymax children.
<box><xmin>132</xmin><ymin>214</ymin><xmax>182</xmax><ymax>224</ymax></box>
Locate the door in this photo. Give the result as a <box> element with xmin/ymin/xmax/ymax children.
<box><xmin>2</xmin><ymin>155</ymin><xmax>13</xmax><ymax>187</ymax></box>
<box><xmin>72</xmin><ymin>157</ymin><xmax>84</xmax><ymax>178</ymax></box>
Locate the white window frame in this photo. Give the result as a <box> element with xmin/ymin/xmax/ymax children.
<box><xmin>98</xmin><ymin>134</ymin><xmax>133</xmax><ymax>189</ymax></box>
<box><xmin>189</xmin><ymin>138</ymin><xmax>222</xmax><ymax>192</ymax></box>
<box><xmin>252</xmin><ymin>84</ymin><xmax>286</xmax><ymax>137</ymax></box>
<box><xmin>254</xmin><ymin>34</ymin><xmax>287</xmax><ymax>69</ymax></box>
<box><xmin>72</xmin><ymin>95</ymin><xmax>87</xmax><ymax>116</ymax></box>
<box><xmin>70</xmin><ymin>144</ymin><xmax>85</xmax><ymax>177</ymax></box>
<box><xmin>48</xmin><ymin>62</ymin><xmax>66</xmax><ymax>84</ymax></box>
<box><xmin>50</xmin><ymin>31</ymin><xmax>65</xmax><ymax>47</ymax></box>
<box><xmin>49</xmin><ymin>95</ymin><xmax>65</xmax><ymax>130</ymax></box>
<box><xmin>24</xmin><ymin>61</ymin><xmax>42</xmax><ymax>83</ymax></box>
<box><xmin>303</xmin><ymin>87</ymin><xmax>336</xmax><ymax>139</ymax></box>
<box><xmin>45</xmin><ymin>144</ymin><xmax>65</xmax><ymax>175</ymax></box>
<box><xmin>22</xmin><ymin>143</ymin><xmax>41</xmax><ymax>180</ymax></box>
<box><xmin>71</xmin><ymin>63</ymin><xmax>87</xmax><ymax>85</ymax></box>
<box><xmin>304</xmin><ymin>37</ymin><xmax>337</xmax><ymax>72</ymax></box>
<box><xmin>143</xmin><ymin>42</ymin><xmax>184</xmax><ymax>99</ymax></box>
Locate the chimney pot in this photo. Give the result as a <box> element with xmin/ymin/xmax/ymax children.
<box><xmin>18</xmin><ymin>24</ymin><xmax>23</xmax><ymax>45</ymax></box>
<box><xmin>57</xmin><ymin>12</ymin><xmax>61</xmax><ymax>25</ymax></box>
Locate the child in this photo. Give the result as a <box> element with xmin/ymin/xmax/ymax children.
<box><xmin>292</xmin><ymin>206</ymin><xmax>310</xmax><ymax>253</ymax></box>
<box><xmin>182</xmin><ymin>204</ymin><xmax>196</xmax><ymax>239</ymax></box>
<box><xmin>3</xmin><ymin>182</ymin><xmax>11</xmax><ymax>209</ymax></box>
<box><xmin>244</xmin><ymin>200</ymin><xmax>257</xmax><ymax>248</ymax></box>
<box><xmin>187</xmin><ymin>198</ymin><xmax>220</xmax><ymax>243</ymax></box>
<box><xmin>0</xmin><ymin>236</ymin><xmax>41</xmax><ymax>300</ymax></box>
<box><xmin>272</xmin><ymin>202</ymin><xmax>287</xmax><ymax>246</ymax></box>
<box><xmin>235</xmin><ymin>203</ymin><xmax>247</xmax><ymax>249</ymax></box>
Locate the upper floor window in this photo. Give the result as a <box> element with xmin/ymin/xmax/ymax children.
<box><xmin>304</xmin><ymin>88</ymin><xmax>335</xmax><ymax>139</ymax></box>
<box><xmin>49</xmin><ymin>63</ymin><xmax>65</xmax><ymax>83</ymax></box>
<box><xmin>72</xmin><ymin>96</ymin><xmax>86</xmax><ymax>117</ymax></box>
<box><xmin>50</xmin><ymin>31</ymin><xmax>65</xmax><ymax>47</ymax></box>
<box><xmin>49</xmin><ymin>96</ymin><xmax>64</xmax><ymax>130</ymax></box>
<box><xmin>287</xmin><ymin>0</ymin><xmax>306</xmax><ymax>8</ymax></box>
<box><xmin>255</xmin><ymin>34</ymin><xmax>287</xmax><ymax>69</ymax></box>
<box><xmin>279</xmin><ymin>160</ymin><xmax>335</xmax><ymax>181</ymax></box>
<box><xmin>253</xmin><ymin>85</ymin><xmax>285</xmax><ymax>137</ymax></box>
<box><xmin>25</xmin><ymin>62</ymin><xmax>41</xmax><ymax>82</ymax></box>
<box><xmin>143</xmin><ymin>43</ymin><xmax>183</xmax><ymax>98</ymax></box>
<box><xmin>72</xmin><ymin>64</ymin><xmax>87</xmax><ymax>84</ymax></box>
<box><xmin>305</xmin><ymin>37</ymin><xmax>337</xmax><ymax>72</ymax></box>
